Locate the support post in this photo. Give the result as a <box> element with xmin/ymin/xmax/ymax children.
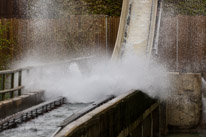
<box><xmin>151</xmin><ymin>113</ymin><xmax>153</xmax><ymax>137</ymax></box>
<box><xmin>2</xmin><ymin>74</ymin><xmax>5</xmax><ymax>100</ymax></box>
<box><xmin>10</xmin><ymin>73</ymin><xmax>14</xmax><ymax>98</ymax></box>
<box><xmin>18</xmin><ymin>70</ymin><xmax>22</xmax><ymax>96</ymax></box>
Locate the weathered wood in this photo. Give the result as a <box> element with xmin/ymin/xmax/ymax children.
<box><xmin>10</xmin><ymin>73</ymin><xmax>14</xmax><ymax>98</ymax></box>
<box><xmin>0</xmin><ymin>68</ymin><xmax>25</xmax><ymax>101</ymax></box>
<box><xmin>0</xmin><ymin>17</ymin><xmax>120</xmax><ymax>60</ymax></box>
<box><xmin>18</xmin><ymin>70</ymin><xmax>22</xmax><ymax>96</ymax></box>
<box><xmin>159</xmin><ymin>15</ymin><xmax>206</xmax><ymax>73</ymax></box>
<box><xmin>0</xmin><ymin>68</ymin><xmax>25</xmax><ymax>75</ymax></box>
<box><xmin>0</xmin><ymin>86</ymin><xmax>24</xmax><ymax>94</ymax></box>
<box><xmin>55</xmin><ymin>90</ymin><xmax>159</xmax><ymax>137</ymax></box>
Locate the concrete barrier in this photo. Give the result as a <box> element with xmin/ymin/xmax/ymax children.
<box><xmin>0</xmin><ymin>91</ymin><xmax>44</xmax><ymax>120</ymax></box>
<box><xmin>166</xmin><ymin>73</ymin><xmax>202</xmax><ymax>129</ymax></box>
<box><xmin>55</xmin><ymin>90</ymin><xmax>160</xmax><ymax>137</ymax></box>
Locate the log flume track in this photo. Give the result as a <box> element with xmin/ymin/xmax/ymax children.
<box><xmin>0</xmin><ymin>0</ymin><xmax>162</xmax><ymax>136</ymax></box>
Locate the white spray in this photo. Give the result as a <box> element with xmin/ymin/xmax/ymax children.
<box><xmin>16</xmin><ymin>0</ymin><xmax>171</xmax><ymax>103</ymax></box>
<box><xmin>22</xmin><ymin>54</ymin><xmax>170</xmax><ymax>103</ymax></box>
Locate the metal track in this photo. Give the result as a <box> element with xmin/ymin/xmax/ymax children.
<box><xmin>0</xmin><ymin>96</ymin><xmax>66</xmax><ymax>132</ymax></box>
<box><xmin>51</xmin><ymin>95</ymin><xmax>115</xmax><ymax>137</ymax></box>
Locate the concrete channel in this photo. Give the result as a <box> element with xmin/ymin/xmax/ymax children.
<box><xmin>0</xmin><ymin>91</ymin><xmax>45</xmax><ymax>120</ymax></box>
<box><xmin>0</xmin><ymin>96</ymin><xmax>65</xmax><ymax>132</ymax></box>
<box><xmin>0</xmin><ymin>103</ymin><xmax>89</xmax><ymax>137</ymax></box>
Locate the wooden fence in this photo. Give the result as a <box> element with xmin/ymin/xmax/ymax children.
<box><xmin>0</xmin><ymin>0</ymin><xmax>15</xmax><ymax>18</ymax></box>
<box><xmin>158</xmin><ymin>15</ymin><xmax>206</xmax><ymax>74</ymax></box>
<box><xmin>0</xmin><ymin>16</ymin><xmax>120</xmax><ymax>64</ymax></box>
<box><xmin>0</xmin><ymin>0</ymin><xmax>28</xmax><ymax>18</ymax></box>
<box><xmin>1</xmin><ymin>14</ymin><xmax>206</xmax><ymax>74</ymax></box>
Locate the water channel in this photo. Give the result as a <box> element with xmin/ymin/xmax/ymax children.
<box><xmin>0</xmin><ymin>103</ymin><xmax>88</xmax><ymax>137</ymax></box>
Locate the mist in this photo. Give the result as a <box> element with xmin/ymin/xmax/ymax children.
<box><xmin>21</xmin><ymin>54</ymin><xmax>171</xmax><ymax>103</ymax></box>
<box><xmin>15</xmin><ymin>0</ymin><xmax>171</xmax><ymax>103</ymax></box>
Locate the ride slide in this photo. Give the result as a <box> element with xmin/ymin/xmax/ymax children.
<box><xmin>112</xmin><ymin>0</ymin><xmax>159</xmax><ymax>59</ymax></box>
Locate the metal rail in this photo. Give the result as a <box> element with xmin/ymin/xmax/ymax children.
<box><xmin>51</xmin><ymin>95</ymin><xmax>115</xmax><ymax>137</ymax></box>
<box><xmin>0</xmin><ymin>96</ymin><xmax>66</xmax><ymax>132</ymax></box>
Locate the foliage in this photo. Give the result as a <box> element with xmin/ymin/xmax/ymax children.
<box><xmin>164</xmin><ymin>0</ymin><xmax>206</xmax><ymax>15</ymax></box>
<box><xmin>0</xmin><ymin>22</ymin><xmax>12</xmax><ymax>70</ymax></box>
<box><xmin>82</xmin><ymin>0</ymin><xmax>122</xmax><ymax>16</ymax></box>
<box><xmin>0</xmin><ymin>22</ymin><xmax>11</xmax><ymax>49</ymax></box>
<box><xmin>56</xmin><ymin>0</ymin><xmax>89</xmax><ymax>16</ymax></box>
<box><xmin>50</xmin><ymin>0</ymin><xmax>123</xmax><ymax>16</ymax></box>
<box><xmin>26</xmin><ymin>0</ymin><xmax>123</xmax><ymax>17</ymax></box>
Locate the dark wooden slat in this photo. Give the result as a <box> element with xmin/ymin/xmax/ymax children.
<box><xmin>0</xmin><ymin>86</ymin><xmax>24</xmax><ymax>94</ymax></box>
<box><xmin>10</xmin><ymin>73</ymin><xmax>14</xmax><ymax>98</ymax></box>
<box><xmin>18</xmin><ymin>71</ymin><xmax>22</xmax><ymax>96</ymax></box>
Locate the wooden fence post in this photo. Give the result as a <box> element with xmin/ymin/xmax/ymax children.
<box><xmin>18</xmin><ymin>70</ymin><xmax>22</xmax><ymax>96</ymax></box>
<box><xmin>10</xmin><ymin>73</ymin><xmax>14</xmax><ymax>98</ymax></box>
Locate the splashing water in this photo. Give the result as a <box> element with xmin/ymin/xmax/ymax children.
<box><xmin>22</xmin><ymin>55</ymin><xmax>170</xmax><ymax>103</ymax></box>
<box><xmin>15</xmin><ymin>0</ymin><xmax>171</xmax><ymax>103</ymax></box>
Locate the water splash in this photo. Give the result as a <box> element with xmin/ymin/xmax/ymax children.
<box><xmin>23</xmin><ymin>55</ymin><xmax>170</xmax><ymax>103</ymax></box>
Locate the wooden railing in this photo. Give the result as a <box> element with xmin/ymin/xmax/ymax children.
<box><xmin>0</xmin><ymin>68</ymin><xmax>29</xmax><ymax>101</ymax></box>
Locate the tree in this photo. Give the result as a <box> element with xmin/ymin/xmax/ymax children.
<box><xmin>82</xmin><ymin>0</ymin><xmax>122</xmax><ymax>16</ymax></box>
<box><xmin>164</xmin><ymin>0</ymin><xmax>206</xmax><ymax>15</ymax></box>
<box><xmin>0</xmin><ymin>22</ymin><xmax>12</xmax><ymax>70</ymax></box>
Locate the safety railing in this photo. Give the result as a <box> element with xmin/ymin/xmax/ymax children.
<box><xmin>0</xmin><ymin>68</ymin><xmax>29</xmax><ymax>101</ymax></box>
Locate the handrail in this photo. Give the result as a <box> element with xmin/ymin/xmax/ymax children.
<box><xmin>0</xmin><ymin>86</ymin><xmax>24</xmax><ymax>94</ymax></box>
<box><xmin>0</xmin><ymin>69</ymin><xmax>23</xmax><ymax>101</ymax></box>
<box><xmin>0</xmin><ymin>68</ymin><xmax>29</xmax><ymax>75</ymax></box>
<box><xmin>22</xmin><ymin>56</ymin><xmax>95</xmax><ymax>70</ymax></box>
<box><xmin>0</xmin><ymin>56</ymin><xmax>94</xmax><ymax>101</ymax></box>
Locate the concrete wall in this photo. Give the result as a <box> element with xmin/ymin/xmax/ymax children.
<box><xmin>0</xmin><ymin>91</ymin><xmax>44</xmax><ymax>120</ymax></box>
<box><xmin>166</xmin><ymin>73</ymin><xmax>202</xmax><ymax>129</ymax></box>
<box><xmin>55</xmin><ymin>90</ymin><xmax>160</xmax><ymax>137</ymax></box>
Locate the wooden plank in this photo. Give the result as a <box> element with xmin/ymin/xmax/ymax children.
<box><xmin>10</xmin><ymin>73</ymin><xmax>14</xmax><ymax>98</ymax></box>
<box><xmin>0</xmin><ymin>16</ymin><xmax>120</xmax><ymax>60</ymax></box>
<box><xmin>158</xmin><ymin>16</ymin><xmax>177</xmax><ymax>71</ymax></box>
<box><xmin>18</xmin><ymin>70</ymin><xmax>22</xmax><ymax>96</ymax></box>
<box><xmin>0</xmin><ymin>86</ymin><xmax>24</xmax><ymax>94</ymax></box>
<box><xmin>178</xmin><ymin>15</ymin><xmax>192</xmax><ymax>72</ymax></box>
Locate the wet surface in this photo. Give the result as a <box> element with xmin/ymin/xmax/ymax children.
<box><xmin>0</xmin><ymin>103</ymin><xmax>88</xmax><ymax>137</ymax></box>
<box><xmin>163</xmin><ymin>133</ymin><xmax>206</xmax><ymax>137</ymax></box>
